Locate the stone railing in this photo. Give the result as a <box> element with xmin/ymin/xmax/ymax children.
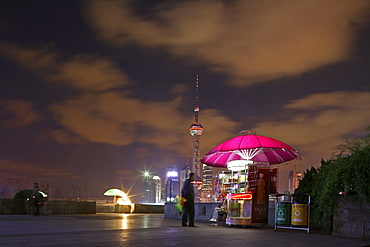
<box><xmin>0</xmin><ymin>199</ymin><xmax>95</xmax><ymax>215</ymax></box>
<box><xmin>0</xmin><ymin>199</ymin><xmax>164</xmax><ymax>215</ymax></box>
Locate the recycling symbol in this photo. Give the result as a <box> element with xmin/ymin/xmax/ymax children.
<box><xmin>294</xmin><ymin>210</ymin><xmax>300</xmax><ymax>216</ymax></box>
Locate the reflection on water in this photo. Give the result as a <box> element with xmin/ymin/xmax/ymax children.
<box><xmin>142</xmin><ymin>215</ymin><xmax>149</xmax><ymax>228</ymax></box>
<box><xmin>116</xmin><ymin>214</ymin><xmax>164</xmax><ymax>230</ymax></box>
<box><xmin>120</xmin><ymin>214</ymin><xmax>129</xmax><ymax>229</ymax></box>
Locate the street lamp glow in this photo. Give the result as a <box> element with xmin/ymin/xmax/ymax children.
<box><xmin>144</xmin><ymin>171</ymin><xmax>150</xmax><ymax>177</ymax></box>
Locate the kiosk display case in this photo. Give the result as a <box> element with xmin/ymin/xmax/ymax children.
<box><xmin>226</xmin><ymin>192</ymin><xmax>253</xmax><ymax>225</ymax></box>
<box><xmin>216</xmin><ymin>163</ymin><xmax>277</xmax><ymax>226</ymax></box>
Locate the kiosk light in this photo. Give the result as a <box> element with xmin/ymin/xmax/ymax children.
<box><xmin>227</xmin><ymin>160</ymin><xmax>253</xmax><ymax>171</ymax></box>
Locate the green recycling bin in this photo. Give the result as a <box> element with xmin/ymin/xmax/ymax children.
<box><xmin>276</xmin><ymin>202</ymin><xmax>291</xmax><ymax>225</ymax></box>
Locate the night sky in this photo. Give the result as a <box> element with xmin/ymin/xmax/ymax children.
<box><xmin>1</xmin><ymin>0</ymin><xmax>369</xmax><ymax>201</ymax></box>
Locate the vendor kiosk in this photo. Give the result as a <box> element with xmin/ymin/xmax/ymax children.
<box><xmin>216</xmin><ymin>160</ymin><xmax>277</xmax><ymax>226</ymax></box>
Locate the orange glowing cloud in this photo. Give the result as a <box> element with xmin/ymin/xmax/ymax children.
<box><xmin>48</xmin><ymin>91</ymin><xmax>239</xmax><ymax>157</ymax></box>
<box><xmin>84</xmin><ymin>0</ymin><xmax>369</xmax><ymax>85</ymax></box>
<box><xmin>1</xmin><ymin>43</ymin><xmax>239</xmax><ymax>157</ymax></box>
<box><xmin>0</xmin><ymin>100</ymin><xmax>42</xmax><ymax>129</ymax></box>
<box><xmin>254</xmin><ymin>91</ymin><xmax>370</xmax><ymax>167</ymax></box>
<box><xmin>0</xmin><ymin>43</ymin><xmax>131</xmax><ymax>92</ymax></box>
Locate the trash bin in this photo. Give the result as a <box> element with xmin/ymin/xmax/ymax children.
<box><xmin>275</xmin><ymin>194</ymin><xmax>311</xmax><ymax>233</ymax></box>
<box><xmin>276</xmin><ymin>202</ymin><xmax>291</xmax><ymax>225</ymax></box>
<box><xmin>291</xmin><ymin>203</ymin><xmax>308</xmax><ymax>227</ymax></box>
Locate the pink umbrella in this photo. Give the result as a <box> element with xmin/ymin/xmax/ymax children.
<box><xmin>201</xmin><ymin>130</ymin><xmax>301</xmax><ymax>167</ymax></box>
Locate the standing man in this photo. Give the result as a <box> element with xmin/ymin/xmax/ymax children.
<box><xmin>31</xmin><ymin>182</ymin><xmax>41</xmax><ymax>216</ymax></box>
<box><xmin>181</xmin><ymin>172</ymin><xmax>196</xmax><ymax>227</ymax></box>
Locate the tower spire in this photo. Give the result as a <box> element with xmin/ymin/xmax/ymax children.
<box><xmin>194</xmin><ymin>74</ymin><xmax>200</xmax><ymax>123</ymax></box>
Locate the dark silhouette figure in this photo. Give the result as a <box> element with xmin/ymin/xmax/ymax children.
<box><xmin>31</xmin><ymin>183</ymin><xmax>41</xmax><ymax>216</ymax></box>
<box><xmin>181</xmin><ymin>172</ymin><xmax>196</xmax><ymax>227</ymax></box>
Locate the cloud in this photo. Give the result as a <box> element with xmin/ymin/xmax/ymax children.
<box><xmin>38</xmin><ymin>129</ymin><xmax>84</xmax><ymax>144</ymax></box>
<box><xmin>84</xmin><ymin>0</ymin><xmax>370</xmax><ymax>86</ymax></box>
<box><xmin>48</xmin><ymin>91</ymin><xmax>239</xmax><ymax>157</ymax></box>
<box><xmin>51</xmin><ymin>54</ymin><xmax>131</xmax><ymax>92</ymax></box>
<box><xmin>201</xmin><ymin>108</ymin><xmax>241</xmax><ymax>153</ymax></box>
<box><xmin>170</xmin><ymin>83</ymin><xmax>189</xmax><ymax>96</ymax></box>
<box><xmin>0</xmin><ymin>43</ymin><xmax>239</xmax><ymax>156</ymax></box>
<box><xmin>253</xmin><ymin>91</ymin><xmax>370</xmax><ymax>166</ymax></box>
<box><xmin>0</xmin><ymin>100</ymin><xmax>42</xmax><ymax>129</ymax></box>
<box><xmin>0</xmin><ymin>43</ymin><xmax>130</xmax><ymax>92</ymax></box>
<box><xmin>0</xmin><ymin>43</ymin><xmax>58</xmax><ymax>73</ymax></box>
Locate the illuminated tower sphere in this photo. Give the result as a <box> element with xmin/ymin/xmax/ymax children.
<box><xmin>189</xmin><ymin>75</ymin><xmax>203</xmax><ymax>180</ymax></box>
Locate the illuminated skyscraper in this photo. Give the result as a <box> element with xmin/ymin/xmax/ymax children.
<box><xmin>141</xmin><ymin>172</ymin><xmax>151</xmax><ymax>203</ymax></box>
<box><xmin>152</xmin><ymin>176</ymin><xmax>162</xmax><ymax>203</ymax></box>
<box><xmin>141</xmin><ymin>173</ymin><xmax>162</xmax><ymax>203</ymax></box>
<box><xmin>165</xmin><ymin>165</ymin><xmax>180</xmax><ymax>202</ymax></box>
<box><xmin>180</xmin><ymin>164</ymin><xmax>191</xmax><ymax>193</ymax></box>
<box><xmin>202</xmin><ymin>163</ymin><xmax>213</xmax><ymax>202</ymax></box>
<box><xmin>288</xmin><ymin>170</ymin><xmax>302</xmax><ymax>194</ymax></box>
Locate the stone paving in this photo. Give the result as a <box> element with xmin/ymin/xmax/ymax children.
<box><xmin>0</xmin><ymin>214</ymin><xmax>369</xmax><ymax>247</ymax></box>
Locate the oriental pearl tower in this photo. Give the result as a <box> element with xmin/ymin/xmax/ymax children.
<box><xmin>189</xmin><ymin>75</ymin><xmax>204</xmax><ymax>201</ymax></box>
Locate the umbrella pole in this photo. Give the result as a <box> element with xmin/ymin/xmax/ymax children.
<box><xmin>244</xmin><ymin>165</ymin><xmax>247</xmax><ymax>192</ymax></box>
<box><xmin>231</xmin><ymin>170</ymin><xmax>233</xmax><ymax>193</ymax></box>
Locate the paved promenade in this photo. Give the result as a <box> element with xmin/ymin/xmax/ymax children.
<box><xmin>0</xmin><ymin>214</ymin><xmax>369</xmax><ymax>247</ymax></box>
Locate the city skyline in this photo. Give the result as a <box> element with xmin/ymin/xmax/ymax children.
<box><xmin>1</xmin><ymin>0</ymin><xmax>369</xmax><ymax>202</ymax></box>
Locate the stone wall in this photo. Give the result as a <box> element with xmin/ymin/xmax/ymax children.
<box><xmin>46</xmin><ymin>201</ymin><xmax>96</xmax><ymax>214</ymax></box>
<box><xmin>333</xmin><ymin>196</ymin><xmax>370</xmax><ymax>239</ymax></box>
<box><xmin>1</xmin><ymin>199</ymin><xmax>164</xmax><ymax>215</ymax></box>
<box><xmin>96</xmin><ymin>203</ymin><xmax>164</xmax><ymax>214</ymax></box>
<box><xmin>0</xmin><ymin>199</ymin><xmax>95</xmax><ymax>215</ymax></box>
<box><xmin>96</xmin><ymin>202</ymin><xmax>115</xmax><ymax>213</ymax></box>
<box><xmin>133</xmin><ymin>204</ymin><xmax>164</xmax><ymax>213</ymax></box>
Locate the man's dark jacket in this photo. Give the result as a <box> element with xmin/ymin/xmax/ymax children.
<box><xmin>181</xmin><ymin>179</ymin><xmax>194</xmax><ymax>202</ymax></box>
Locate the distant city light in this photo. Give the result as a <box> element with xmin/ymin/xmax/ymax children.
<box><xmin>167</xmin><ymin>171</ymin><xmax>178</xmax><ymax>177</ymax></box>
<box><xmin>144</xmin><ymin>171</ymin><xmax>150</xmax><ymax>177</ymax></box>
